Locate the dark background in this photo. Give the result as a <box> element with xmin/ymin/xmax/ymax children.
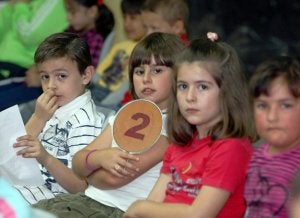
<box><xmin>187</xmin><ymin>0</ymin><xmax>300</xmax><ymax>79</ymax></box>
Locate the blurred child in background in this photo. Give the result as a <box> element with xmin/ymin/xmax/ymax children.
<box><xmin>64</xmin><ymin>0</ymin><xmax>114</xmax><ymax>67</ymax></box>
<box><xmin>244</xmin><ymin>56</ymin><xmax>300</xmax><ymax>218</ymax></box>
<box><xmin>90</xmin><ymin>0</ymin><xmax>146</xmax><ymax>110</ymax></box>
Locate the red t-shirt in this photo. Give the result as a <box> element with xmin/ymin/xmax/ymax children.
<box><xmin>161</xmin><ymin>136</ymin><xmax>253</xmax><ymax>218</ymax></box>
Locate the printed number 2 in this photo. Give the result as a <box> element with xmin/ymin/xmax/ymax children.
<box><xmin>124</xmin><ymin>113</ymin><xmax>150</xmax><ymax>140</ymax></box>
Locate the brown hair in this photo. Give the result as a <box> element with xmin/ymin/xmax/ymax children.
<box><xmin>128</xmin><ymin>32</ymin><xmax>185</xmax><ymax>99</ymax></box>
<box><xmin>168</xmin><ymin>37</ymin><xmax>257</xmax><ymax>145</ymax></box>
<box><xmin>142</xmin><ymin>0</ymin><xmax>189</xmax><ymax>29</ymax></box>
<box><xmin>34</xmin><ymin>32</ymin><xmax>92</xmax><ymax>75</ymax></box>
<box><xmin>249</xmin><ymin>56</ymin><xmax>300</xmax><ymax>100</ymax></box>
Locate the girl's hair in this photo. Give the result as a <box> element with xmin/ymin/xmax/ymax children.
<box><xmin>249</xmin><ymin>56</ymin><xmax>300</xmax><ymax>99</ymax></box>
<box><xmin>74</xmin><ymin>0</ymin><xmax>114</xmax><ymax>39</ymax></box>
<box><xmin>128</xmin><ymin>32</ymin><xmax>185</xmax><ymax>99</ymax></box>
<box><xmin>168</xmin><ymin>37</ymin><xmax>257</xmax><ymax>145</ymax></box>
<box><xmin>34</xmin><ymin>32</ymin><xmax>92</xmax><ymax>75</ymax></box>
<box><xmin>121</xmin><ymin>0</ymin><xmax>145</xmax><ymax>15</ymax></box>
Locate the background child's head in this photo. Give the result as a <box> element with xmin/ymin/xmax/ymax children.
<box><xmin>128</xmin><ymin>32</ymin><xmax>185</xmax><ymax>101</ymax></box>
<box><xmin>168</xmin><ymin>37</ymin><xmax>256</xmax><ymax>145</ymax></box>
<box><xmin>249</xmin><ymin>56</ymin><xmax>300</xmax><ymax>152</ymax></box>
<box><xmin>35</xmin><ymin>32</ymin><xmax>94</xmax><ymax>106</ymax></box>
<box><xmin>141</xmin><ymin>0</ymin><xmax>189</xmax><ymax>36</ymax></box>
<box><xmin>121</xmin><ymin>0</ymin><xmax>146</xmax><ymax>41</ymax></box>
<box><xmin>64</xmin><ymin>0</ymin><xmax>114</xmax><ymax>39</ymax></box>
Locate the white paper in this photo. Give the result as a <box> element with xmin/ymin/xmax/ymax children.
<box><xmin>0</xmin><ymin>105</ymin><xmax>44</xmax><ymax>186</ymax></box>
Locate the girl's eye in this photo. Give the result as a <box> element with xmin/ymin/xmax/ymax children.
<box><xmin>152</xmin><ymin>68</ymin><xmax>163</xmax><ymax>74</ymax></box>
<box><xmin>134</xmin><ymin>68</ymin><xmax>144</xmax><ymax>75</ymax></box>
<box><xmin>177</xmin><ymin>83</ymin><xmax>187</xmax><ymax>90</ymax></box>
<box><xmin>255</xmin><ymin>102</ymin><xmax>267</xmax><ymax>109</ymax></box>
<box><xmin>198</xmin><ymin>84</ymin><xmax>208</xmax><ymax>91</ymax></box>
<box><xmin>281</xmin><ymin>102</ymin><xmax>292</xmax><ymax>109</ymax></box>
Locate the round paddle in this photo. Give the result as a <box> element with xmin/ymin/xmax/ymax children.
<box><xmin>113</xmin><ymin>99</ymin><xmax>163</xmax><ymax>154</ymax></box>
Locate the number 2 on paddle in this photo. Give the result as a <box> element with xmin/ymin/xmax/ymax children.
<box><xmin>124</xmin><ymin>113</ymin><xmax>150</xmax><ymax>140</ymax></box>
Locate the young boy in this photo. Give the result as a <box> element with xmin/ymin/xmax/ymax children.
<box><xmin>244</xmin><ymin>56</ymin><xmax>300</xmax><ymax>218</ymax></box>
<box><xmin>13</xmin><ymin>32</ymin><xmax>106</xmax><ymax>204</ymax></box>
<box><xmin>90</xmin><ymin>0</ymin><xmax>146</xmax><ymax>110</ymax></box>
<box><xmin>141</xmin><ymin>0</ymin><xmax>189</xmax><ymax>43</ymax></box>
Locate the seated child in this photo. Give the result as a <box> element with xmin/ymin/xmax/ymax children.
<box><xmin>13</xmin><ymin>32</ymin><xmax>106</xmax><ymax>204</ymax></box>
<box><xmin>124</xmin><ymin>34</ymin><xmax>256</xmax><ymax>218</ymax></box>
<box><xmin>244</xmin><ymin>56</ymin><xmax>300</xmax><ymax>217</ymax></box>
<box><xmin>90</xmin><ymin>0</ymin><xmax>146</xmax><ymax>110</ymax></box>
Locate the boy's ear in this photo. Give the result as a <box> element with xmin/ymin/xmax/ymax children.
<box><xmin>82</xmin><ymin>66</ymin><xmax>95</xmax><ymax>85</ymax></box>
<box><xmin>172</xmin><ymin>20</ymin><xmax>185</xmax><ymax>35</ymax></box>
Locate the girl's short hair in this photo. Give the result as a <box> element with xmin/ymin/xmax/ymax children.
<box><xmin>249</xmin><ymin>56</ymin><xmax>300</xmax><ymax>99</ymax></box>
<box><xmin>128</xmin><ymin>32</ymin><xmax>185</xmax><ymax>99</ymax></box>
<box><xmin>34</xmin><ymin>32</ymin><xmax>92</xmax><ymax>75</ymax></box>
<box><xmin>168</xmin><ymin>37</ymin><xmax>257</xmax><ymax>145</ymax></box>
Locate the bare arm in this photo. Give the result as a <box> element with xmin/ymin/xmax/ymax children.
<box><xmin>72</xmin><ymin>125</ymin><xmax>169</xmax><ymax>189</ymax></box>
<box><xmin>123</xmin><ymin>185</ymin><xmax>230</xmax><ymax>218</ymax></box>
<box><xmin>14</xmin><ymin>135</ymin><xmax>87</xmax><ymax>193</ymax></box>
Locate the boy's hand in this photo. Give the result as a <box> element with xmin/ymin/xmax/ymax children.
<box><xmin>14</xmin><ymin>135</ymin><xmax>51</xmax><ymax>165</ymax></box>
<box><xmin>34</xmin><ymin>89</ymin><xmax>58</xmax><ymax>123</ymax></box>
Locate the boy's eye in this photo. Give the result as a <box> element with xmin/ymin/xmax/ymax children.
<box><xmin>40</xmin><ymin>74</ymin><xmax>49</xmax><ymax>81</ymax></box>
<box><xmin>57</xmin><ymin>73</ymin><xmax>67</xmax><ymax>80</ymax></box>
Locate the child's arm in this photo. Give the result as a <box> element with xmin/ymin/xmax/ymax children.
<box><xmin>124</xmin><ymin>185</ymin><xmax>230</xmax><ymax>218</ymax></box>
<box><xmin>72</xmin><ymin>126</ymin><xmax>169</xmax><ymax>189</ymax></box>
<box><xmin>14</xmin><ymin>135</ymin><xmax>87</xmax><ymax>193</ymax></box>
<box><xmin>25</xmin><ymin>89</ymin><xmax>58</xmax><ymax>137</ymax></box>
<box><xmin>146</xmin><ymin>174</ymin><xmax>171</xmax><ymax>202</ymax></box>
<box><xmin>87</xmin><ymin>135</ymin><xmax>169</xmax><ymax>189</ymax></box>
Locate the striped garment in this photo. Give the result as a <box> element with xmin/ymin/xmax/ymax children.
<box><xmin>14</xmin><ymin>90</ymin><xmax>105</xmax><ymax>204</ymax></box>
<box><xmin>244</xmin><ymin>143</ymin><xmax>300</xmax><ymax>218</ymax></box>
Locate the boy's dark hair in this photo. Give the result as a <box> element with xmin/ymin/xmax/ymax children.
<box><xmin>121</xmin><ymin>0</ymin><xmax>145</xmax><ymax>15</ymax></box>
<box><xmin>128</xmin><ymin>32</ymin><xmax>185</xmax><ymax>100</ymax></box>
<box><xmin>34</xmin><ymin>32</ymin><xmax>92</xmax><ymax>75</ymax></box>
<box><xmin>168</xmin><ymin>37</ymin><xmax>257</xmax><ymax>145</ymax></box>
<box><xmin>249</xmin><ymin>56</ymin><xmax>300</xmax><ymax>99</ymax></box>
<box><xmin>142</xmin><ymin>0</ymin><xmax>189</xmax><ymax>29</ymax></box>
<box><xmin>74</xmin><ymin>0</ymin><xmax>114</xmax><ymax>39</ymax></box>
